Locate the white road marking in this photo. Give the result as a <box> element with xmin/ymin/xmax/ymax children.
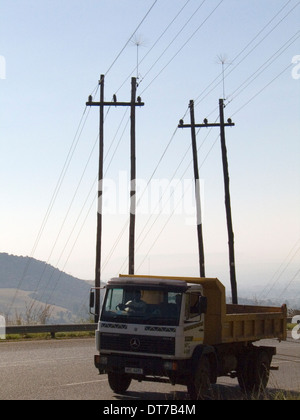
<box><xmin>47</xmin><ymin>378</ymin><xmax>108</xmax><ymax>388</ymax></box>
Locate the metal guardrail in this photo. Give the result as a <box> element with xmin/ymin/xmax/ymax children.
<box><xmin>3</xmin><ymin>318</ymin><xmax>296</xmax><ymax>339</ymax></box>
<box><xmin>5</xmin><ymin>323</ymin><xmax>97</xmax><ymax>339</ymax></box>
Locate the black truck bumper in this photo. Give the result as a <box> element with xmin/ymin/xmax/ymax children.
<box><xmin>94</xmin><ymin>353</ymin><xmax>189</xmax><ymax>385</ymax></box>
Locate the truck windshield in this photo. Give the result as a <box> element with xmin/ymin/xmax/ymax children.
<box><xmin>101</xmin><ymin>287</ymin><xmax>182</xmax><ymax>326</ymax></box>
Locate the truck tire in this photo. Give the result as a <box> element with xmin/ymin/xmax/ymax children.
<box><xmin>237</xmin><ymin>351</ymin><xmax>252</xmax><ymax>393</ymax></box>
<box><xmin>187</xmin><ymin>356</ymin><xmax>211</xmax><ymax>400</ymax></box>
<box><xmin>238</xmin><ymin>349</ymin><xmax>271</xmax><ymax>394</ymax></box>
<box><xmin>108</xmin><ymin>372</ymin><xmax>132</xmax><ymax>394</ymax></box>
<box><xmin>250</xmin><ymin>349</ymin><xmax>271</xmax><ymax>393</ymax></box>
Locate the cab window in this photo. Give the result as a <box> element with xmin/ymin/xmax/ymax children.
<box><xmin>185</xmin><ymin>293</ymin><xmax>200</xmax><ymax>320</ymax></box>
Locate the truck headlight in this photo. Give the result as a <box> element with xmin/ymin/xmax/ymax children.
<box><xmin>100</xmin><ymin>355</ymin><xmax>108</xmax><ymax>365</ymax></box>
<box><xmin>163</xmin><ymin>361</ymin><xmax>178</xmax><ymax>371</ymax></box>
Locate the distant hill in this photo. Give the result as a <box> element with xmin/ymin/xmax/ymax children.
<box><xmin>0</xmin><ymin>253</ymin><xmax>93</xmax><ymax>324</ymax></box>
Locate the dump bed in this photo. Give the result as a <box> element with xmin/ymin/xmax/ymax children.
<box><xmin>223</xmin><ymin>303</ymin><xmax>287</xmax><ymax>343</ymax></box>
<box><xmin>189</xmin><ymin>277</ymin><xmax>287</xmax><ymax>345</ymax></box>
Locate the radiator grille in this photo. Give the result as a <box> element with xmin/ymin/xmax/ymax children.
<box><xmin>101</xmin><ymin>333</ymin><xmax>175</xmax><ymax>356</ymax></box>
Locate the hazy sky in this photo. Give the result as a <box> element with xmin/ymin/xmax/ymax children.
<box><xmin>0</xmin><ymin>0</ymin><xmax>299</xmax><ymax>303</ymax></box>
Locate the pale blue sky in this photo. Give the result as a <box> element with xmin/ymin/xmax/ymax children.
<box><xmin>0</xmin><ymin>0</ymin><xmax>299</xmax><ymax>302</ymax></box>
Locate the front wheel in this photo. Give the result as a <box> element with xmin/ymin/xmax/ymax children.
<box><xmin>187</xmin><ymin>356</ymin><xmax>211</xmax><ymax>400</ymax></box>
<box><xmin>108</xmin><ymin>372</ymin><xmax>132</xmax><ymax>394</ymax></box>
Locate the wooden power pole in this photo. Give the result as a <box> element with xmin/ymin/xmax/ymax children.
<box><xmin>178</xmin><ymin>100</ymin><xmax>205</xmax><ymax>278</ymax></box>
<box><xmin>193</xmin><ymin>98</ymin><xmax>238</xmax><ymax>304</ymax></box>
<box><xmin>218</xmin><ymin>99</ymin><xmax>238</xmax><ymax>304</ymax></box>
<box><xmin>86</xmin><ymin>76</ymin><xmax>144</xmax><ymax>321</ymax></box>
<box><xmin>129</xmin><ymin>78</ymin><xmax>137</xmax><ymax>275</ymax></box>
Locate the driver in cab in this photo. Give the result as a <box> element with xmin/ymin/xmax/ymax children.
<box><xmin>125</xmin><ymin>290</ymin><xmax>147</xmax><ymax>313</ymax></box>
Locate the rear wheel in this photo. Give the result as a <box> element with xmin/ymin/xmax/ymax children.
<box><xmin>108</xmin><ymin>372</ymin><xmax>132</xmax><ymax>394</ymax></box>
<box><xmin>238</xmin><ymin>349</ymin><xmax>271</xmax><ymax>394</ymax></box>
<box><xmin>237</xmin><ymin>351</ymin><xmax>252</xmax><ymax>393</ymax></box>
<box><xmin>251</xmin><ymin>350</ymin><xmax>271</xmax><ymax>393</ymax></box>
<box><xmin>187</xmin><ymin>356</ymin><xmax>211</xmax><ymax>400</ymax></box>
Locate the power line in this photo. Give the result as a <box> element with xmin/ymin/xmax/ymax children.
<box><xmin>7</xmin><ymin>106</ymin><xmax>91</xmax><ymax>316</ymax></box>
<box><xmin>105</xmin><ymin>114</ymin><xmax>207</xmax><ymax>276</ymax></box>
<box><xmin>27</xmin><ymin>104</ymin><xmax>116</xmax><ymax>309</ymax></box>
<box><xmin>33</xmin><ymin>135</ymin><xmax>99</xmax><ymax>307</ymax></box>
<box><xmin>136</xmin><ymin>133</ymin><xmax>220</xmax><ymax>274</ymax></box>
<box><xmin>7</xmin><ymin>1</ymin><xmax>202</xmax><ymax>313</ymax></box>
<box><xmin>231</xmin><ymin>62</ymin><xmax>294</xmax><ymax>117</ymax></box>
<box><xmin>41</xmin><ymin>106</ymin><xmax>128</xmax><ymax>306</ymax></box>
<box><xmin>192</xmin><ymin>29</ymin><xmax>299</xmax><ymax>128</ymax></box>
<box><xmin>279</xmin><ymin>268</ymin><xmax>300</xmax><ymax>299</ymax></box>
<box><xmin>53</xmin><ymin>26</ymin><xmax>296</xmax><ymax>287</ymax></box>
<box><xmin>134</xmin><ymin>127</ymin><xmax>217</xmax><ymax>258</ymax></box>
<box><xmin>194</xmin><ymin>0</ymin><xmax>299</xmax><ymax>107</ymax></box>
<box><xmin>105</xmin><ymin>0</ymin><xmax>158</xmax><ymax>76</ymax></box>
<box><xmin>45</xmin><ymin>0</ymin><xmax>296</xmax><ymax>287</ymax></box>
<box><xmin>260</xmin><ymin>238</ymin><xmax>300</xmax><ymax>299</ymax></box>
<box><xmin>41</xmin><ymin>76</ymin><xmax>144</xmax><ymax>308</ymax></box>
<box><xmin>89</xmin><ymin>8</ymin><xmax>296</xmax><ymax>286</ymax></box>
<box><xmin>116</xmin><ymin>118</ymin><xmax>219</xmax><ymax>276</ymax></box>
<box><xmin>45</xmin><ymin>188</ymin><xmax>99</xmax><ymax>308</ymax></box>
<box><xmin>42</xmin><ymin>109</ymin><xmax>131</xmax><ymax>305</ymax></box>
<box><xmin>140</xmin><ymin>0</ymin><xmax>207</xmax><ymax>84</ymax></box>
<box><xmin>140</xmin><ymin>0</ymin><xmax>224</xmax><ymax>95</ymax></box>
<box><xmin>115</xmin><ymin>0</ymin><xmax>192</xmax><ymax>94</ymax></box>
<box><xmin>97</xmin><ymin>0</ymin><xmax>206</xmax><ymax>268</ymax></box>
<box><xmin>131</xmin><ymin>59</ymin><xmax>297</xmax><ymax>281</ymax></box>
<box><xmin>228</xmin><ymin>30</ymin><xmax>300</xmax><ymax>104</ymax></box>
<box><xmin>107</xmin><ymin>28</ymin><xmax>297</xmax><ymax>278</ymax></box>
<box><xmin>116</xmin><ymin>127</ymin><xmax>182</xmax><ymax>274</ymax></box>
<box><xmin>102</xmin><ymin>126</ymin><xmax>179</xmax><ymax>274</ymax></box>
<box><xmin>42</xmin><ymin>105</ymin><xmax>131</xmax><ymax>302</ymax></box>
<box><xmin>134</xmin><ymin>51</ymin><xmax>295</xmax><ymax>276</ymax></box>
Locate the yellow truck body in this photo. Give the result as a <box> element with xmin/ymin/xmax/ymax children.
<box><xmin>184</xmin><ymin>276</ymin><xmax>287</xmax><ymax>344</ymax></box>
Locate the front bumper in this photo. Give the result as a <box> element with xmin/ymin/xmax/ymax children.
<box><xmin>94</xmin><ymin>353</ymin><xmax>190</xmax><ymax>385</ymax></box>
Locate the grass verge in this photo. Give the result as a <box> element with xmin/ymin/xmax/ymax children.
<box><xmin>0</xmin><ymin>331</ymin><xmax>95</xmax><ymax>341</ymax></box>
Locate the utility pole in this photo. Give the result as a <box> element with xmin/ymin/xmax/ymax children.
<box><xmin>86</xmin><ymin>76</ymin><xmax>144</xmax><ymax>321</ymax></box>
<box><xmin>218</xmin><ymin>99</ymin><xmax>237</xmax><ymax>304</ymax></box>
<box><xmin>86</xmin><ymin>74</ymin><xmax>104</xmax><ymax>322</ymax></box>
<box><xmin>129</xmin><ymin>78</ymin><xmax>137</xmax><ymax>275</ymax></box>
<box><xmin>178</xmin><ymin>100</ymin><xmax>205</xmax><ymax>278</ymax></box>
<box><xmin>191</xmin><ymin>98</ymin><xmax>238</xmax><ymax>304</ymax></box>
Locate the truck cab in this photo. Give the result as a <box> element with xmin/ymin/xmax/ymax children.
<box><xmin>91</xmin><ymin>275</ymin><xmax>286</xmax><ymax>399</ymax></box>
<box><xmin>93</xmin><ymin>276</ymin><xmax>207</xmax><ymax>395</ymax></box>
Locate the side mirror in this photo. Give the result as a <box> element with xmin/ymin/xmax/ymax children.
<box><xmin>89</xmin><ymin>289</ymin><xmax>95</xmax><ymax>313</ymax></box>
<box><xmin>199</xmin><ymin>296</ymin><xmax>207</xmax><ymax>314</ymax></box>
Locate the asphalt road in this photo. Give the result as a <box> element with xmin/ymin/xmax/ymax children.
<box><xmin>0</xmin><ymin>336</ymin><xmax>299</xmax><ymax>400</ymax></box>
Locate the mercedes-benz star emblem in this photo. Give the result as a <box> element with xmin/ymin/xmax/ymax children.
<box><xmin>130</xmin><ymin>337</ymin><xmax>141</xmax><ymax>350</ymax></box>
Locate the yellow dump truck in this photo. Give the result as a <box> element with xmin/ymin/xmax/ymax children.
<box><xmin>91</xmin><ymin>275</ymin><xmax>287</xmax><ymax>399</ymax></box>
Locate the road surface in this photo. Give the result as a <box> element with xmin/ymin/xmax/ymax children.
<box><xmin>0</xmin><ymin>336</ymin><xmax>299</xmax><ymax>400</ymax></box>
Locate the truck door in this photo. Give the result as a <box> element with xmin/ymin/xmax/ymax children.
<box><xmin>183</xmin><ymin>292</ymin><xmax>205</xmax><ymax>356</ymax></box>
